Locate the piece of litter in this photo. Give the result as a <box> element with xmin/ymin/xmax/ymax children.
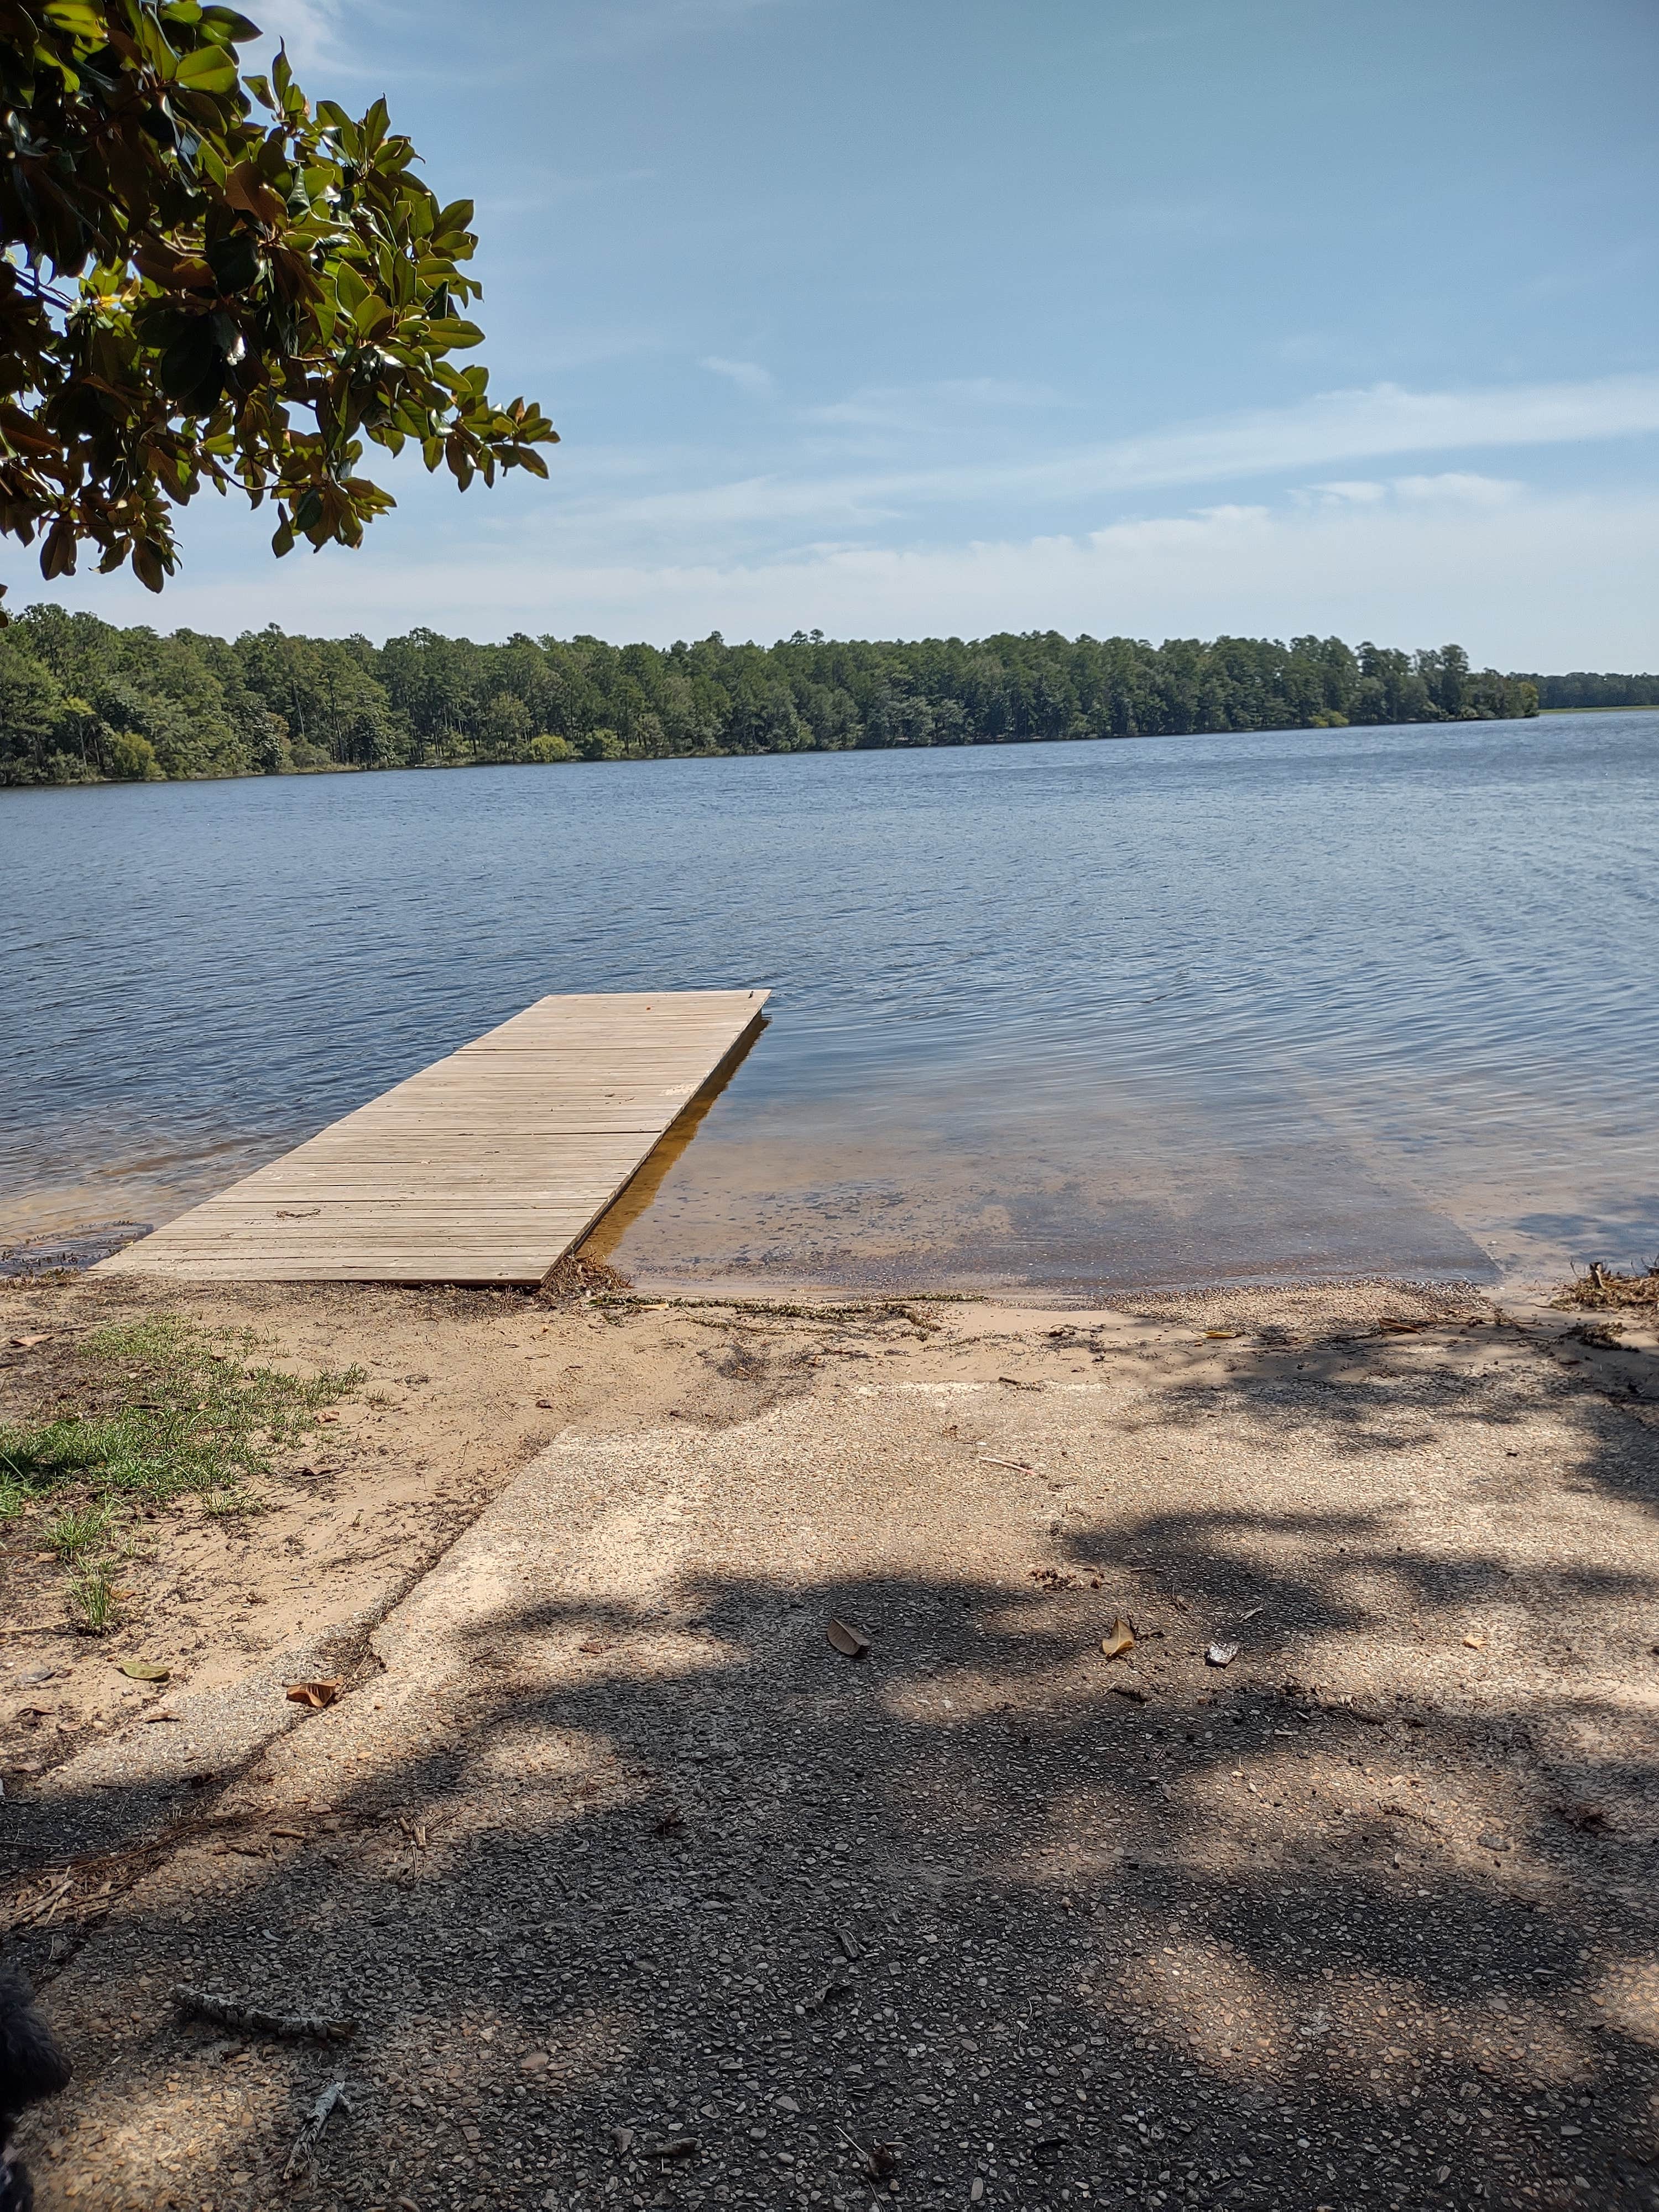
<box><xmin>285</xmin><ymin>1679</ymin><xmax>342</xmax><ymax>1709</ymax></box>
<box><xmin>1206</xmin><ymin>1641</ymin><xmax>1240</xmax><ymax>1668</ymax></box>
<box><xmin>1100</xmin><ymin>1619</ymin><xmax>1135</xmax><ymax>1661</ymax></box>
<box><xmin>826</xmin><ymin>1617</ymin><xmax>869</xmax><ymax>1659</ymax></box>
<box><xmin>8</xmin><ymin>1334</ymin><xmax>49</xmax><ymax>1348</ymax></box>
<box><xmin>114</xmin><ymin>1660</ymin><xmax>170</xmax><ymax>1682</ymax></box>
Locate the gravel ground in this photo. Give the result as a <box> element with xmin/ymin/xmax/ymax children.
<box><xmin>9</xmin><ymin>1290</ymin><xmax>1659</xmax><ymax>2212</ymax></box>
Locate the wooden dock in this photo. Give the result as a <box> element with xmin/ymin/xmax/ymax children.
<box><xmin>96</xmin><ymin>989</ymin><xmax>769</xmax><ymax>1284</ymax></box>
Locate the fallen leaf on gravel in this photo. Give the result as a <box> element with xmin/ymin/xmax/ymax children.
<box><xmin>1100</xmin><ymin>1619</ymin><xmax>1135</xmax><ymax>1660</ymax></box>
<box><xmin>285</xmin><ymin>1680</ymin><xmax>342</xmax><ymax>1709</ymax></box>
<box><xmin>827</xmin><ymin>1617</ymin><xmax>869</xmax><ymax>1659</ymax></box>
<box><xmin>8</xmin><ymin>1334</ymin><xmax>48</xmax><ymax>1347</ymax></box>
<box><xmin>1204</xmin><ymin>1329</ymin><xmax>1239</xmax><ymax>1339</ymax></box>
<box><xmin>143</xmin><ymin>1712</ymin><xmax>181</xmax><ymax>1724</ymax></box>
<box><xmin>1463</xmin><ymin>1634</ymin><xmax>1488</xmax><ymax>1649</ymax></box>
<box><xmin>1206</xmin><ymin>1641</ymin><xmax>1240</xmax><ymax>1667</ymax></box>
<box><xmin>114</xmin><ymin>1660</ymin><xmax>170</xmax><ymax>1681</ymax></box>
<box><xmin>996</xmin><ymin>1374</ymin><xmax>1044</xmax><ymax>1390</ymax></box>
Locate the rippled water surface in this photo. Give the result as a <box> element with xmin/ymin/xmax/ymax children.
<box><xmin>5</xmin><ymin>713</ymin><xmax>1657</xmax><ymax>1293</ymax></box>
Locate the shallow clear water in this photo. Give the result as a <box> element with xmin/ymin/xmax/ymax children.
<box><xmin>4</xmin><ymin>712</ymin><xmax>1656</xmax><ymax>1294</ymax></box>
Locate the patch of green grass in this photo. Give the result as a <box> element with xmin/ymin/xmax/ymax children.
<box><xmin>43</xmin><ymin>1500</ymin><xmax>114</xmax><ymax>1559</ymax></box>
<box><xmin>0</xmin><ymin>1316</ymin><xmax>364</xmax><ymax>1523</ymax></box>
<box><xmin>67</xmin><ymin>1556</ymin><xmax>118</xmax><ymax>1635</ymax></box>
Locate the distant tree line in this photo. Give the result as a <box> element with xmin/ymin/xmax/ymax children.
<box><xmin>1512</xmin><ymin>671</ymin><xmax>1659</xmax><ymax>711</ymax></box>
<box><xmin>0</xmin><ymin>604</ymin><xmax>1551</xmax><ymax>785</ymax></box>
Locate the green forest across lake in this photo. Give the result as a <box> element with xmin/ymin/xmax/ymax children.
<box><xmin>0</xmin><ymin>601</ymin><xmax>1649</xmax><ymax>785</ymax></box>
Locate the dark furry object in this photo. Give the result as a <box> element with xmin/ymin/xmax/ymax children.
<box><xmin>0</xmin><ymin>1971</ymin><xmax>72</xmax><ymax>2212</ymax></box>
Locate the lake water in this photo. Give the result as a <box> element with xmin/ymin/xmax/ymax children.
<box><xmin>4</xmin><ymin>712</ymin><xmax>1656</xmax><ymax>1296</ymax></box>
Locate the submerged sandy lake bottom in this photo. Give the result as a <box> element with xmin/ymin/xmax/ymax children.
<box><xmin>5</xmin><ymin>711</ymin><xmax>1656</xmax><ymax>1294</ymax></box>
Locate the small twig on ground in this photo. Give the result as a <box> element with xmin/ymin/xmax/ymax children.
<box><xmin>171</xmin><ymin>1985</ymin><xmax>356</xmax><ymax>2041</ymax></box>
<box><xmin>283</xmin><ymin>2079</ymin><xmax>352</xmax><ymax>2180</ymax></box>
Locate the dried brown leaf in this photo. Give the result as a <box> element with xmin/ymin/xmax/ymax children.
<box><xmin>1100</xmin><ymin>1619</ymin><xmax>1135</xmax><ymax>1661</ymax></box>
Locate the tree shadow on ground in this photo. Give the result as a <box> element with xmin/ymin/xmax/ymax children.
<box><xmin>9</xmin><ymin>1329</ymin><xmax>1659</xmax><ymax>2212</ymax></box>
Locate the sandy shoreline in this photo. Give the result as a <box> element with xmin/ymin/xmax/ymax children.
<box><xmin>2</xmin><ymin>1269</ymin><xmax>1657</xmax><ymax>2210</ymax></box>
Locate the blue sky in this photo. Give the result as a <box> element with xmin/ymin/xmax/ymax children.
<box><xmin>32</xmin><ymin>0</ymin><xmax>1659</xmax><ymax>661</ymax></box>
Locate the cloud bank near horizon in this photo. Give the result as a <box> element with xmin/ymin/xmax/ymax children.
<box><xmin>22</xmin><ymin>478</ymin><xmax>1657</xmax><ymax>672</ymax></box>
<box><xmin>14</xmin><ymin>374</ymin><xmax>1659</xmax><ymax>666</ymax></box>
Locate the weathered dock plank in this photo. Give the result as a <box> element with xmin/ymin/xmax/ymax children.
<box><xmin>95</xmin><ymin>989</ymin><xmax>768</xmax><ymax>1284</ymax></box>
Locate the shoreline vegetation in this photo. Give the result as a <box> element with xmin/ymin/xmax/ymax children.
<box><xmin>0</xmin><ymin>603</ymin><xmax>1609</xmax><ymax>787</ymax></box>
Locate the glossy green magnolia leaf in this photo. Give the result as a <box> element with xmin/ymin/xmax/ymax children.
<box><xmin>200</xmin><ymin>5</ymin><xmax>263</xmax><ymax>35</ymax></box>
<box><xmin>174</xmin><ymin>43</ymin><xmax>238</xmax><ymax>90</ymax></box>
<box><xmin>43</xmin><ymin>0</ymin><xmax>105</xmax><ymax>36</ymax></box>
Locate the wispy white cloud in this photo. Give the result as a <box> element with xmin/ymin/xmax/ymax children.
<box><xmin>1392</xmin><ymin>471</ymin><xmax>1521</xmax><ymax>506</ymax></box>
<box><xmin>701</xmin><ymin>356</ymin><xmax>776</xmax><ymax>398</ymax></box>
<box><xmin>1299</xmin><ymin>479</ymin><xmax>1390</xmax><ymax>507</ymax></box>
<box><xmin>248</xmin><ymin>0</ymin><xmax>345</xmax><ymax>70</ymax></box>
<box><xmin>1295</xmin><ymin>472</ymin><xmax>1520</xmax><ymax>511</ymax></box>
<box><xmin>804</xmin><ymin>378</ymin><xmax>1063</xmax><ymax>431</ymax></box>
<box><xmin>547</xmin><ymin>372</ymin><xmax>1659</xmax><ymax>551</ymax></box>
